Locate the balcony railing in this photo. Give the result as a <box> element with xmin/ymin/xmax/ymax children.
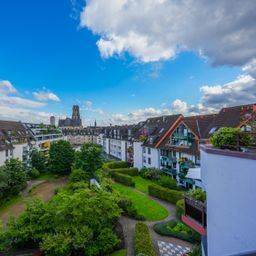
<box><xmin>182</xmin><ymin>195</ymin><xmax>207</xmax><ymax>235</ymax></box>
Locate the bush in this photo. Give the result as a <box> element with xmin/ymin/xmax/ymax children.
<box><xmin>30</xmin><ymin>168</ymin><xmax>40</xmax><ymax>179</ymax></box>
<box><xmin>176</xmin><ymin>199</ymin><xmax>185</xmax><ymax>219</ymax></box>
<box><xmin>186</xmin><ymin>188</ymin><xmax>206</xmax><ymax>202</ymax></box>
<box><xmin>189</xmin><ymin>244</ymin><xmax>202</xmax><ymax>256</ymax></box>
<box><xmin>104</xmin><ymin>161</ymin><xmax>131</xmax><ymax>170</ymax></box>
<box><xmin>111</xmin><ymin>172</ymin><xmax>135</xmax><ymax>187</ymax></box>
<box><xmin>148</xmin><ymin>184</ymin><xmax>183</xmax><ymax>204</ymax></box>
<box><xmin>153</xmin><ymin>220</ymin><xmax>201</xmax><ymax>243</ymax></box>
<box><xmin>159</xmin><ymin>175</ymin><xmax>179</xmax><ymax>190</ymax></box>
<box><xmin>139</xmin><ymin>167</ymin><xmax>162</xmax><ymax>180</ymax></box>
<box><xmin>210</xmin><ymin>127</ymin><xmax>251</xmax><ymax>150</ymax></box>
<box><xmin>118</xmin><ymin>197</ymin><xmax>145</xmax><ymax>221</ymax></box>
<box><xmin>134</xmin><ymin>223</ymin><xmax>156</xmax><ymax>256</ymax></box>
<box><xmin>69</xmin><ymin>169</ymin><xmax>89</xmax><ymax>183</ymax></box>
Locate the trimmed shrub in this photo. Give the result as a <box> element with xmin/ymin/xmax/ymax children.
<box><xmin>30</xmin><ymin>168</ymin><xmax>40</xmax><ymax>179</ymax></box>
<box><xmin>109</xmin><ymin>167</ymin><xmax>138</xmax><ymax>177</ymax></box>
<box><xmin>134</xmin><ymin>223</ymin><xmax>156</xmax><ymax>256</ymax></box>
<box><xmin>176</xmin><ymin>199</ymin><xmax>185</xmax><ymax>219</ymax></box>
<box><xmin>148</xmin><ymin>184</ymin><xmax>183</xmax><ymax>204</ymax></box>
<box><xmin>139</xmin><ymin>167</ymin><xmax>162</xmax><ymax>180</ymax></box>
<box><xmin>111</xmin><ymin>172</ymin><xmax>135</xmax><ymax>187</ymax></box>
<box><xmin>103</xmin><ymin>161</ymin><xmax>131</xmax><ymax>170</ymax></box>
<box><xmin>118</xmin><ymin>197</ymin><xmax>145</xmax><ymax>220</ymax></box>
<box><xmin>153</xmin><ymin>220</ymin><xmax>201</xmax><ymax>243</ymax></box>
<box><xmin>158</xmin><ymin>175</ymin><xmax>179</xmax><ymax>190</ymax></box>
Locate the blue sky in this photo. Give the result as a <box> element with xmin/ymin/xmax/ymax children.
<box><xmin>0</xmin><ymin>0</ymin><xmax>255</xmax><ymax>125</ymax></box>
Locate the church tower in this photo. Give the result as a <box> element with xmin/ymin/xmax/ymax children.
<box><xmin>72</xmin><ymin>105</ymin><xmax>82</xmax><ymax>127</ymax></box>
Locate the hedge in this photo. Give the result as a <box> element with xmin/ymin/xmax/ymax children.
<box><xmin>176</xmin><ymin>199</ymin><xmax>185</xmax><ymax>219</ymax></box>
<box><xmin>134</xmin><ymin>223</ymin><xmax>156</xmax><ymax>256</ymax></box>
<box><xmin>148</xmin><ymin>184</ymin><xmax>183</xmax><ymax>204</ymax></box>
<box><xmin>111</xmin><ymin>172</ymin><xmax>135</xmax><ymax>187</ymax></box>
<box><xmin>153</xmin><ymin>220</ymin><xmax>201</xmax><ymax>243</ymax></box>
<box><xmin>109</xmin><ymin>167</ymin><xmax>138</xmax><ymax>177</ymax></box>
<box><xmin>103</xmin><ymin>161</ymin><xmax>131</xmax><ymax>170</ymax></box>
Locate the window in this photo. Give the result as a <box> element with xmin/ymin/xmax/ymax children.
<box><xmin>10</xmin><ymin>149</ymin><xmax>13</xmax><ymax>157</ymax></box>
<box><xmin>143</xmin><ymin>147</ymin><xmax>146</xmax><ymax>153</ymax></box>
<box><xmin>143</xmin><ymin>156</ymin><xmax>146</xmax><ymax>163</ymax></box>
<box><xmin>5</xmin><ymin>150</ymin><xmax>8</xmax><ymax>157</ymax></box>
<box><xmin>148</xmin><ymin>158</ymin><xmax>151</xmax><ymax>164</ymax></box>
<box><xmin>148</xmin><ymin>147</ymin><xmax>151</xmax><ymax>154</ymax></box>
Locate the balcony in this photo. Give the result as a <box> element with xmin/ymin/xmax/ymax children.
<box><xmin>182</xmin><ymin>195</ymin><xmax>207</xmax><ymax>235</ymax></box>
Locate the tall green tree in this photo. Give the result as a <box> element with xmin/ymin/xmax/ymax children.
<box><xmin>48</xmin><ymin>140</ymin><xmax>75</xmax><ymax>174</ymax></box>
<box><xmin>0</xmin><ymin>159</ymin><xmax>27</xmax><ymax>201</ymax></box>
<box><xmin>31</xmin><ymin>150</ymin><xmax>46</xmax><ymax>172</ymax></box>
<box><xmin>0</xmin><ymin>188</ymin><xmax>121</xmax><ymax>255</ymax></box>
<box><xmin>74</xmin><ymin>143</ymin><xmax>103</xmax><ymax>178</ymax></box>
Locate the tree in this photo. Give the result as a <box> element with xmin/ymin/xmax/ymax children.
<box><xmin>74</xmin><ymin>144</ymin><xmax>103</xmax><ymax>178</ymax></box>
<box><xmin>48</xmin><ymin>140</ymin><xmax>74</xmax><ymax>174</ymax></box>
<box><xmin>0</xmin><ymin>159</ymin><xmax>27</xmax><ymax>201</ymax></box>
<box><xmin>0</xmin><ymin>188</ymin><xmax>121</xmax><ymax>255</ymax></box>
<box><xmin>31</xmin><ymin>150</ymin><xmax>46</xmax><ymax>172</ymax></box>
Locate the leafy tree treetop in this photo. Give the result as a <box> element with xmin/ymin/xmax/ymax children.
<box><xmin>48</xmin><ymin>140</ymin><xmax>75</xmax><ymax>174</ymax></box>
<box><xmin>74</xmin><ymin>143</ymin><xmax>103</xmax><ymax>179</ymax></box>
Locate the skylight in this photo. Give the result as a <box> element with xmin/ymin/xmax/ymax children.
<box><xmin>209</xmin><ymin>127</ymin><xmax>217</xmax><ymax>134</ymax></box>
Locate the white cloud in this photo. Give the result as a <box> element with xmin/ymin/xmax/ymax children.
<box><xmin>0</xmin><ymin>80</ymin><xmax>45</xmax><ymax>108</ymax></box>
<box><xmin>243</xmin><ymin>58</ymin><xmax>256</xmax><ymax>77</ymax></box>
<box><xmin>33</xmin><ymin>91</ymin><xmax>60</xmax><ymax>102</ymax></box>
<box><xmin>0</xmin><ymin>80</ymin><xmax>17</xmax><ymax>94</ymax></box>
<box><xmin>82</xmin><ymin>101</ymin><xmax>104</xmax><ymax>115</ymax></box>
<box><xmin>81</xmin><ymin>0</ymin><xmax>256</xmax><ymax>66</ymax></box>
<box><xmin>0</xmin><ymin>105</ymin><xmax>52</xmax><ymax>123</ymax></box>
<box><xmin>171</xmin><ymin>99</ymin><xmax>188</xmax><ymax>114</ymax></box>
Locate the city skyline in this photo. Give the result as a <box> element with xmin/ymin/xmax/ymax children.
<box><xmin>0</xmin><ymin>0</ymin><xmax>255</xmax><ymax>126</ymax></box>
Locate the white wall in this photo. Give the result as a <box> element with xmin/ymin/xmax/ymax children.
<box><xmin>201</xmin><ymin>149</ymin><xmax>256</xmax><ymax>256</ymax></box>
<box><xmin>133</xmin><ymin>142</ymin><xmax>143</xmax><ymax>169</ymax></box>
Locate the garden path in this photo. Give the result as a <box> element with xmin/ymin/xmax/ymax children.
<box><xmin>0</xmin><ymin>177</ymin><xmax>67</xmax><ymax>225</ymax></box>
<box><xmin>119</xmin><ymin>187</ymin><xmax>192</xmax><ymax>256</ymax></box>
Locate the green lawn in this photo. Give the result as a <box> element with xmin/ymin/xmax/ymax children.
<box><xmin>33</xmin><ymin>173</ymin><xmax>59</xmax><ymax>181</ymax></box>
<box><xmin>0</xmin><ymin>195</ymin><xmax>22</xmax><ymax>213</ymax></box>
<box><xmin>132</xmin><ymin>176</ymin><xmax>156</xmax><ymax>194</ymax></box>
<box><xmin>109</xmin><ymin>249</ymin><xmax>127</xmax><ymax>256</ymax></box>
<box><xmin>113</xmin><ymin>183</ymin><xmax>168</xmax><ymax>221</ymax></box>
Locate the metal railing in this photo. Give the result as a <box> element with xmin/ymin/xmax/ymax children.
<box><xmin>184</xmin><ymin>195</ymin><xmax>207</xmax><ymax>228</ymax></box>
<box><xmin>214</xmin><ymin>131</ymin><xmax>256</xmax><ymax>152</ymax></box>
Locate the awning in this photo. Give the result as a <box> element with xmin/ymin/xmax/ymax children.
<box><xmin>186</xmin><ymin>167</ymin><xmax>201</xmax><ymax>180</ymax></box>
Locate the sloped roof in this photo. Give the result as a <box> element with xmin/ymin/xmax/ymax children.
<box><xmin>204</xmin><ymin>104</ymin><xmax>256</xmax><ymax>137</ymax></box>
<box><xmin>142</xmin><ymin>114</ymin><xmax>182</xmax><ymax>148</ymax></box>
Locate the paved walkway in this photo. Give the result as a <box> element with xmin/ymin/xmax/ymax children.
<box><xmin>119</xmin><ymin>187</ymin><xmax>192</xmax><ymax>256</ymax></box>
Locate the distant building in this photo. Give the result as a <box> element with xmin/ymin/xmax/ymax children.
<box><xmin>50</xmin><ymin>116</ymin><xmax>55</xmax><ymax>126</ymax></box>
<box><xmin>58</xmin><ymin>105</ymin><xmax>82</xmax><ymax>128</ymax></box>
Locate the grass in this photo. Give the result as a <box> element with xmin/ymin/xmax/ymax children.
<box><xmin>33</xmin><ymin>173</ymin><xmax>58</xmax><ymax>181</ymax></box>
<box><xmin>113</xmin><ymin>183</ymin><xmax>168</xmax><ymax>221</ymax></box>
<box><xmin>109</xmin><ymin>249</ymin><xmax>127</xmax><ymax>256</ymax></box>
<box><xmin>132</xmin><ymin>176</ymin><xmax>157</xmax><ymax>194</ymax></box>
<box><xmin>0</xmin><ymin>195</ymin><xmax>23</xmax><ymax>213</ymax></box>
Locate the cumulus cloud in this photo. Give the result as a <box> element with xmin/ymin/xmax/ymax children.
<box><xmin>171</xmin><ymin>99</ymin><xmax>188</xmax><ymax>114</ymax></box>
<box><xmin>0</xmin><ymin>80</ymin><xmax>17</xmax><ymax>94</ymax></box>
<box><xmin>0</xmin><ymin>105</ymin><xmax>53</xmax><ymax>123</ymax></box>
<box><xmin>80</xmin><ymin>0</ymin><xmax>256</xmax><ymax>66</ymax></box>
<box><xmin>0</xmin><ymin>80</ymin><xmax>45</xmax><ymax>108</ymax></box>
<box><xmin>243</xmin><ymin>58</ymin><xmax>256</xmax><ymax>77</ymax></box>
<box><xmin>111</xmin><ymin>74</ymin><xmax>256</xmax><ymax>124</ymax></box>
<box><xmin>33</xmin><ymin>91</ymin><xmax>60</xmax><ymax>102</ymax></box>
<box><xmin>112</xmin><ymin>107</ymin><xmax>172</xmax><ymax>124</ymax></box>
